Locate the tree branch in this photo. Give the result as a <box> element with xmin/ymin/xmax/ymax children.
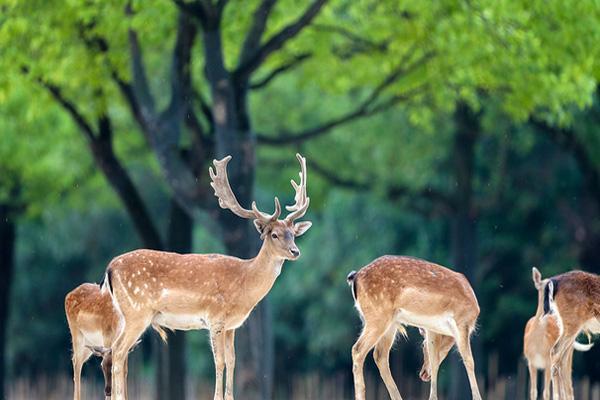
<box><xmin>126</xmin><ymin>4</ymin><xmax>156</xmax><ymax>119</ymax></box>
<box><xmin>193</xmin><ymin>88</ymin><xmax>214</xmax><ymax>131</ymax></box>
<box><xmin>38</xmin><ymin>80</ymin><xmax>96</xmax><ymax>141</ymax></box>
<box><xmin>172</xmin><ymin>0</ymin><xmax>208</xmax><ymax>23</ymax></box>
<box><xmin>256</xmin><ymin>50</ymin><xmax>433</xmax><ymax>145</ymax></box>
<box><xmin>235</xmin><ymin>0</ymin><xmax>328</xmax><ymax>79</ymax></box>
<box><xmin>162</xmin><ymin>11</ymin><xmax>198</xmax><ymax>119</ymax></box>
<box><xmin>310</xmin><ymin>156</ymin><xmax>453</xmax><ymax>212</ymax></box>
<box><xmin>249</xmin><ymin>52</ymin><xmax>311</xmax><ymax>90</ymax></box>
<box><xmin>238</xmin><ymin>0</ymin><xmax>278</xmax><ymax>66</ymax></box>
<box><xmin>257</xmin><ymin>84</ymin><xmax>427</xmax><ymax>145</ymax></box>
<box><xmin>35</xmin><ymin>76</ymin><xmax>164</xmax><ymax>249</ymax></box>
<box><xmin>313</xmin><ymin>23</ymin><xmax>389</xmax><ymax>58</ymax></box>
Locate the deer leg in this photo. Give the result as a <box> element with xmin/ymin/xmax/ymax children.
<box><xmin>224</xmin><ymin>330</ymin><xmax>236</xmax><ymax>400</ymax></box>
<box><xmin>123</xmin><ymin>355</ymin><xmax>129</xmax><ymax>400</ymax></box>
<box><xmin>426</xmin><ymin>332</ymin><xmax>455</xmax><ymax>400</ymax></box>
<box><xmin>101</xmin><ymin>353</ymin><xmax>112</xmax><ymax>399</ymax></box>
<box><xmin>551</xmin><ymin>335</ymin><xmax>576</xmax><ymax>400</ymax></box>
<box><xmin>111</xmin><ymin>322</ymin><xmax>147</xmax><ymax>400</ymax></box>
<box><xmin>562</xmin><ymin>346</ymin><xmax>574</xmax><ymax>400</ymax></box>
<box><xmin>71</xmin><ymin>331</ymin><xmax>92</xmax><ymax>400</ymax></box>
<box><xmin>454</xmin><ymin>325</ymin><xmax>482</xmax><ymax>400</ymax></box>
<box><xmin>352</xmin><ymin>321</ymin><xmax>389</xmax><ymax>400</ymax></box>
<box><xmin>543</xmin><ymin>361</ymin><xmax>552</xmax><ymax>400</ymax></box>
<box><xmin>373</xmin><ymin>325</ymin><xmax>402</xmax><ymax>400</ymax></box>
<box><xmin>527</xmin><ymin>362</ymin><xmax>537</xmax><ymax>400</ymax></box>
<box><xmin>211</xmin><ymin>328</ymin><xmax>226</xmax><ymax>400</ymax></box>
<box><xmin>420</xmin><ymin>329</ymin><xmax>431</xmax><ymax>382</ymax></box>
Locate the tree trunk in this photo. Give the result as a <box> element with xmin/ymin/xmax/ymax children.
<box><xmin>156</xmin><ymin>199</ymin><xmax>192</xmax><ymax>400</ymax></box>
<box><xmin>0</xmin><ymin>202</ymin><xmax>16</xmax><ymax>399</ymax></box>
<box><xmin>204</xmin><ymin>32</ymin><xmax>273</xmax><ymax>396</ymax></box>
<box><xmin>449</xmin><ymin>103</ymin><xmax>480</xmax><ymax>399</ymax></box>
<box><xmin>215</xmin><ymin>90</ymin><xmax>274</xmax><ymax>400</ymax></box>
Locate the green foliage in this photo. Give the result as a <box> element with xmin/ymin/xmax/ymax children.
<box><xmin>2</xmin><ymin>0</ymin><xmax>600</xmax><ymax>393</ymax></box>
<box><xmin>0</xmin><ymin>86</ymin><xmax>92</xmax><ymax>215</ymax></box>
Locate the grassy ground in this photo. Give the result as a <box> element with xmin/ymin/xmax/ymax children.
<box><xmin>7</xmin><ymin>371</ymin><xmax>600</xmax><ymax>400</ymax></box>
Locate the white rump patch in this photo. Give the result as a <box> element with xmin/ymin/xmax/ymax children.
<box><xmin>81</xmin><ymin>330</ymin><xmax>104</xmax><ymax>348</ymax></box>
<box><xmin>153</xmin><ymin>312</ymin><xmax>209</xmax><ymax>331</ymax></box>
<box><xmin>395</xmin><ymin>309</ymin><xmax>456</xmax><ymax>336</ymax></box>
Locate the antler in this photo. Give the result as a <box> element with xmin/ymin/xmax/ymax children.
<box><xmin>285</xmin><ymin>153</ymin><xmax>310</xmax><ymax>223</ymax></box>
<box><xmin>209</xmin><ymin>156</ymin><xmax>281</xmax><ymax>222</ymax></box>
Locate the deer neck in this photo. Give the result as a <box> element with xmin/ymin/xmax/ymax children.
<box><xmin>244</xmin><ymin>241</ymin><xmax>286</xmax><ymax>300</ymax></box>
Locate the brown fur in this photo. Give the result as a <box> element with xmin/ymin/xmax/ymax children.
<box><xmin>65</xmin><ymin>283</ymin><xmax>165</xmax><ymax>400</ymax></box>
<box><xmin>523</xmin><ymin>269</ymin><xmax>563</xmax><ymax>400</ymax></box>
<box><xmin>350</xmin><ymin>256</ymin><xmax>481</xmax><ymax>400</ymax></box>
<box><xmin>547</xmin><ymin>270</ymin><xmax>600</xmax><ymax>400</ymax></box>
<box><xmin>65</xmin><ymin>283</ymin><xmax>120</xmax><ymax>400</ymax></box>
<box><xmin>108</xmin><ymin>154</ymin><xmax>311</xmax><ymax>400</ymax></box>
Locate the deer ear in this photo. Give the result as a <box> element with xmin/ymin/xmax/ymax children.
<box><xmin>532</xmin><ymin>267</ymin><xmax>542</xmax><ymax>288</ymax></box>
<box><xmin>293</xmin><ymin>221</ymin><xmax>312</xmax><ymax>237</ymax></box>
<box><xmin>253</xmin><ymin>219</ymin><xmax>269</xmax><ymax>238</ymax></box>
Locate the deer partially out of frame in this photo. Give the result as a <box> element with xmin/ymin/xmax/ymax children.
<box><xmin>348</xmin><ymin>256</ymin><xmax>482</xmax><ymax>400</ymax></box>
<box><xmin>523</xmin><ymin>267</ymin><xmax>593</xmax><ymax>400</ymax></box>
<box><xmin>65</xmin><ymin>283</ymin><xmax>165</xmax><ymax>400</ymax></box>
<box><xmin>541</xmin><ymin>269</ymin><xmax>600</xmax><ymax>400</ymax></box>
<box><xmin>104</xmin><ymin>153</ymin><xmax>311</xmax><ymax>400</ymax></box>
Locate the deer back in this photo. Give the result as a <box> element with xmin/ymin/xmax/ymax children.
<box><xmin>106</xmin><ymin>248</ymin><xmax>281</xmax><ymax>329</ymax></box>
<box><xmin>552</xmin><ymin>271</ymin><xmax>600</xmax><ymax>334</ymax></box>
<box><xmin>352</xmin><ymin>256</ymin><xmax>479</xmax><ymax>324</ymax></box>
<box><xmin>65</xmin><ymin>283</ymin><xmax>119</xmax><ymax>345</ymax></box>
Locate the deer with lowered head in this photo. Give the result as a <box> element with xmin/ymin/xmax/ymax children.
<box><xmin>523</xmin><ymin>267</ymin><xmax>593</xmax><ymax>400</ymax></box>
<box><xmin>348</xmin><ymin>256</ymin><xmax>482</xmax><ymax>400</ymax></box>
<box><xmin>537</xmin><ymin>269</ymin><xmax>600</xmax><ymax>400</ymax></box>
<box><xmin>104</xmin><ymin>153</ymin><xmax>311</xmax><ymax>400</ymax></box>
<box><xmin>65</xmin><ymin>282</ymin><xmax>165</xmax><ymax>400</ymax></box>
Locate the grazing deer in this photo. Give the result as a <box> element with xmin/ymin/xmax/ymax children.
<box><xmin>541</xmin><ymin>269</ymin><xmax>600</xmax><ymax>400</ymax></box>
<box><xmin>348</xmin><ymin>256</ymin><xmax>482</xmax><ymax>400</ymax></box>
<box><xmin>65</xmin><ymin>283</ymin><xmax>165</xmax><ymax>400</ymax></box>
<box><xmin>105</xmin><ymin>153</ymin><xmax>311</xmax><ymax>400</ymax></box>
<box><xmin>523</xmin><ymin>268</ymin><xmax>593</xmax><ymax>400</ymax></box>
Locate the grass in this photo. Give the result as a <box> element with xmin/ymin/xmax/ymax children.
<box><xmin>7</xmin><ymin>370</ymin><xmax>600</xmax><ymax>400</ymax></box>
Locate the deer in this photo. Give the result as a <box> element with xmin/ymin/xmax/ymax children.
<box><xmin>65</xmin><ymin>282</ymin><xmax>166</xmax><ymax>400</ymax></box>
<box><xmin>104</xmin><ymin>153</ymin><xmax>311</xmax><ymax>400</ymax></box>
<box><xmin>523</xmin><ymin>267</ymin><xmax>593</xmax><ymax>400</ymax></box>
<box><xmin>537</xmin><ymin>269</ymin><xmax>600</xmax><ymax>400</ymax></box>
<box><xmin>347</xmin><ymin>256</ymin><xmax>482</xmax><ymax>400</ymax></box>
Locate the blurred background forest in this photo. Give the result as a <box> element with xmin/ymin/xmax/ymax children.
<box><xmin>1</xmin><ymin>0</ymin><xmax>600</xmax><ymax>399</ymax></box>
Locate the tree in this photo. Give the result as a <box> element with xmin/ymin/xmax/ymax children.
<box><xmin>0</xmin><ymin>88</ymin><xmax>90</xmax><ymax>398</ymax></box>
<box><xmin>3</xmin><ymin>0</ymin><xmax>600</xmax><ymax>398</ymax></box>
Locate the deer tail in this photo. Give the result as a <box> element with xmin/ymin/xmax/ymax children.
<box><xmin>101</xmin><ymin>267</ymin><xmax>114</xmax><ymax>295</ymax></box>
<box><xmin>573</xmin><ymin>340</ymin><xmax>594</xmax><ymax>352</ymax></box>
<box><xmin>347</xmin><ymin>271</ymin><xmax>358</xmax><ymax>301</ymax></box>
<box><xmin>543</xmin><ymin>279</ymin><xmax>558</xmax><ymax>315</ymax></box>
<box><xmin>152</xmin><ymin>323</ymin><xmax>169</xmax><ymax>343</ymax></box>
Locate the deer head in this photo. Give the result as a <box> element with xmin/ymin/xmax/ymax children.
<box><xmin>209</xmin><ymin>153</ymin><xmax>312</xmax><ymax>260</ymax></box>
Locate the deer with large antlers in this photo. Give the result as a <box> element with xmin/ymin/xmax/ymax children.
<box><xmin>348</xmin><ymin>256</ymin><xmax>482</xmax><ymax>400</ymax></box>
<box><xmin>65</xmin><ymin>282</ymin><xmax>166</xmax><ymax>400</ymax></box>
<box><xmin>536</xmin><ymin>269</ymin><xmax>600</xmax><ymax>400</ymax></box>
<box><xmin>523</xmin><ymin>267</ymin><xmax>593</xmax><ymax>400</ymax></box>
<box><xmin>104</xmin><ymin>153</ymin><xmax>311</xmax><ymax>400</ymax></box>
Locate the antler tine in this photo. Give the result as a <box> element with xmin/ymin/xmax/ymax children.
<box><xmin>285</xmin><ymin>153</ymin><xmax>310</xmax><ymax>222</ymax></box>
<box><xmin>252</xmin><ymin>197</ymin><xmax>282</xmax><ymax>221</ymax></box>
<box><xmin>209</xmin><ymin>156</ymin><xmax>273</xmax><ymax>221</ymax></box>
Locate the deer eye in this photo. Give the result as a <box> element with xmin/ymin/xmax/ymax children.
<box><xmin>271</xmin><ymin>233</ymin><xmax>278</xmax><ymax>239</ymax></box>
